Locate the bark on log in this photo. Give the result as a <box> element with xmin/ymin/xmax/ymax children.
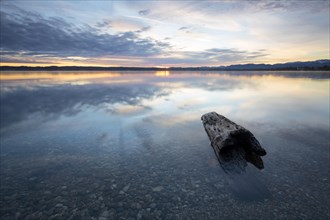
<box><xmin>201</xmin><ymin>112</ymin><xmax>266</xmax><ymax>171</ymax></box>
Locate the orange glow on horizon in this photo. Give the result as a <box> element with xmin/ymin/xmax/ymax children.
<box><xmin>0</xmin><ymin>62</ymin><xmax>118</xmax><ymax>67</ymax></box>
<box><xmin>0</xmin><ymin>72</ymin><xmax>121</xmax><ymax>81</ymax></box>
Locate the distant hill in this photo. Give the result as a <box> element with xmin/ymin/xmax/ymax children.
<box><xmin>215</xmin><ymin>59</ymin><xmax>330</xmax><ymax>70</ymax></box>
<box><xmin>0</xmin><ymin>59</ymin><xmax>329</xmax><ymax>71</ymax></box>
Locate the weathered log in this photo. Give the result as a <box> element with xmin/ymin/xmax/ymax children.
<box><xmin>201</xmin><ymin>112</ymin><xmax>266</xmax><ymax>171</ymax></box>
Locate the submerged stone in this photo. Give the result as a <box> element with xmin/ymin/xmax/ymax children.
<box><xmin>152</xmin><ymin>186</ymin><xmax>163</xmax><ymax>192</ymax></box>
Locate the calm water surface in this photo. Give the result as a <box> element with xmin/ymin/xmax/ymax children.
<box><xmin>0</xmin><ymin>71</ymin><xmax>329</xmax><ymax>219</ymax></box>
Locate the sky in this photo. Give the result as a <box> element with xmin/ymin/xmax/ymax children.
<box><xmin>0</xmin><ymin>0</ymin><xmax>329</xmax><ymax>67</ymax></box>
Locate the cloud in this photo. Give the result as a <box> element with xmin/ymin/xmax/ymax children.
<box><xmin>177</xmin><ymin>0</ymin><xmax>330</xmax><ymax>16</ymax></box>
<box><xmin>0</xmin><ymin>8</ymin><xmax>169</xmax><ymax>59</ymax></box>
<box><xmin>138</xmin><ymin>9</ymin><xmax>150</xmax><ymax>16</ymax></box>
<box><xmin>249</xmin><ymin>0</ymin><xmax>330</xmax><ymax>13</ymax></box>
<box><xmin>178</xmin><ymin>26</ymin><xmax>189</xmax><ymax>31</ymax></box>
<box><xmin>96</xmin><ymin>19</ymin><xmax>112</xmax><ymax>28</ymax></box>
<box><xmin>202</xmin><ymin>48</ymin><xmax>268</xmax><ymax>61</ymax></box>
<box><xmin>141</xmin><ymin>26</ymin><xmax>151</xmax><ymax>32</ymax></box>
<box><xmin>135</xmin><ymin>26</ymin><xmax>151</xmax><ymax>33</ymax></box>
<box><xmin>0</xmin><ymin>56</ymin><xmax>55</xmax><ymax>64</ymax></box>
<box><xmin>152</xmin><ymin>48</ymin><xmax>269</xmax><ymax>66</ymax></box>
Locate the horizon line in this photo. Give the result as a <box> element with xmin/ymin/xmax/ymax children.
<box><xmin>1</xmin><ymin>59</ymin><xmax>329</xmax><ymax>69</ymax></box>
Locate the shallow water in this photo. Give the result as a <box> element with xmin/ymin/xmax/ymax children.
<box><xmin>0</xmin><ymin>71</ymin><xmax>329</xmax><ymax>219</ymax></box>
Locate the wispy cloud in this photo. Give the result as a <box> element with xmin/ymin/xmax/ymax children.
<box><xmin>96</xmin><ymin>19</ymin><xmax>112</xmax><ymax>28</ymax></box>
<box><xmin>248</xmin><ymin>0</ymin><xmax>330</xmax><ymax>13</ymax></box>
<box><xmin>136</xmin><ymin>26</ymin><xmax>151</xmax><ymax>33</ymax></box>
<box><xmin>200</xmin><ymin>48</ymin><xmax>268</xmax><ymax>61</ymax></box>
<box><xmin>140</xmin><ymin>48</ymin><xmax>269</xmax><ymax>67</ymax></box>
<box><xmin>138</xmin><ymin>9</ymin><xmax>150</xmax><ymax>16</ymax></box>
<box><xmin>178</xmin><ymin>26</ymin><xmax>189</xmax><ymax>31</ymax></box>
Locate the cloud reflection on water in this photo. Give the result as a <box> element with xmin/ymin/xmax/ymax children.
<box><xmin>0</xmin><ymin>71</ymin><xmax>329</xmax><ymax>132</ymax></box>
<box><xmin>0</xmin><ymin>79</ymin><xmax>166</xmax><ymax>130</ymax></box>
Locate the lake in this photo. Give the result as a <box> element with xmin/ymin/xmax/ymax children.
<box><xmin>0</xmin><ymin>71</ymin><xmax>329</xmax><ymax>220</ymax></box>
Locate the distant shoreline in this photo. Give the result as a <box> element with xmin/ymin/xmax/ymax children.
<box><xmin>1</xmin><ymin>59</ymin><xmax>329</xmax><ymax>71</ymax></box>
<box><xmin>1</xmin><ymin>66</ymin><xmax>329</xmax><ymax>71</ymax></box>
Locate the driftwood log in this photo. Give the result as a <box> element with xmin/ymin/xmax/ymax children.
<box><xmin>201</xmin><ymin>112</ymin><xmax>266</xmax><ymax>172</ymax></box>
